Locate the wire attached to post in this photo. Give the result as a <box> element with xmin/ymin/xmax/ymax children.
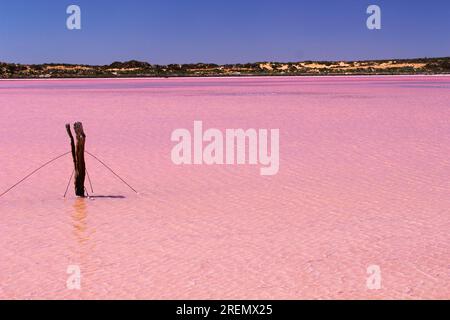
<box><xmin>85</xmin><ymin>150</ymin><xmax>138</xmax><ymax>194</ymax></box>
<box><xmin>63</xmin><ymin>170</ymin><xmax>75</xmax><ymax>198</ymax></box>
<box><xmin>0</xmin><ymin>150</ymin><xmax>138</xmax><ymax>199</ymax></box>
<box><xmin>86</xmin><ymin>169</ymin><xmax>94</xmax><ymax>193</ymax></box>
<box><xmin>0</xmin><ymin>151</ymin><xmax>71</xmax><ymax>199</ymax></box>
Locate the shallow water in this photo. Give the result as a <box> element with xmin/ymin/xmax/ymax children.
<box><xmin>0</xmin><ymin>76</ymin><xmax>449</xmax><ymax>299</ymax></box>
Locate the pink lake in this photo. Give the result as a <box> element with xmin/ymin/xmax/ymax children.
<box><xmin>0</xmin><ymin>76</ymin><xmax>449</xmax><ymax>299</ymax></box>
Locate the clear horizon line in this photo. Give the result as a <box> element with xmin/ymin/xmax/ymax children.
<box><xmin>2</xmin><ymin>56</ymin><xmax>450</xmax><ymax>67</ymax></box>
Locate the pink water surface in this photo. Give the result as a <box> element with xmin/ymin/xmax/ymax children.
<box><xmin>0</xmin><ymin>76</ymin><xmax>449</xmax><ymax>299</ymax></box>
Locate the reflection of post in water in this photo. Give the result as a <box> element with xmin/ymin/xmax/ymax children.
<box><xmin>72</xmin><ymin>198</ymin><xmax>89</xmax><ymax>244</ymax></box>
<box><xmin>70</xmin><ymin>198</ymin><xmax>91</xmax><ymax>296</ymax></box>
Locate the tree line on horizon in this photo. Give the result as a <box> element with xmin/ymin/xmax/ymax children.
<box><xmin>1</xmin><ymin>57</ymin><xmax>449</xmax><ymax>78</ymax></box>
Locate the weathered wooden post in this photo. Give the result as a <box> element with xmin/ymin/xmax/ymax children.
<box><xmin>66</xmin><ymin>122</ymin><xmax>86</xmax><ymax>197</ymax></box>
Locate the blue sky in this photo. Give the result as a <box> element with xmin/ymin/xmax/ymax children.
<box><xmin>0</xmin><ymin>0</ymin><xmax>449</xmax><ymax>65</ymax></box>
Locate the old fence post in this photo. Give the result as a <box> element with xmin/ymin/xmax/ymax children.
<box><xmin>66</xmin><ymin>122</ymin><xmax>86</xmax><ymax>197</ymax></box>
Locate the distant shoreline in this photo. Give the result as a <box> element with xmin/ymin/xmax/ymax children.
<box><xmin>1</xmin><ymin>57</ymin><xmax>449</xmax><ymax>79</ymax></box>
<box><xmin>1</xmin><ymin>74</ymin><xmax>450</xmax><ymax>82</ymax></box>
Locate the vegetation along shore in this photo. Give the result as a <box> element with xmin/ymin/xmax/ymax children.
<box><xmin>1</xmin><ymin>57</ymin><xmax>449</xmax><ymax>79</ymax></box>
